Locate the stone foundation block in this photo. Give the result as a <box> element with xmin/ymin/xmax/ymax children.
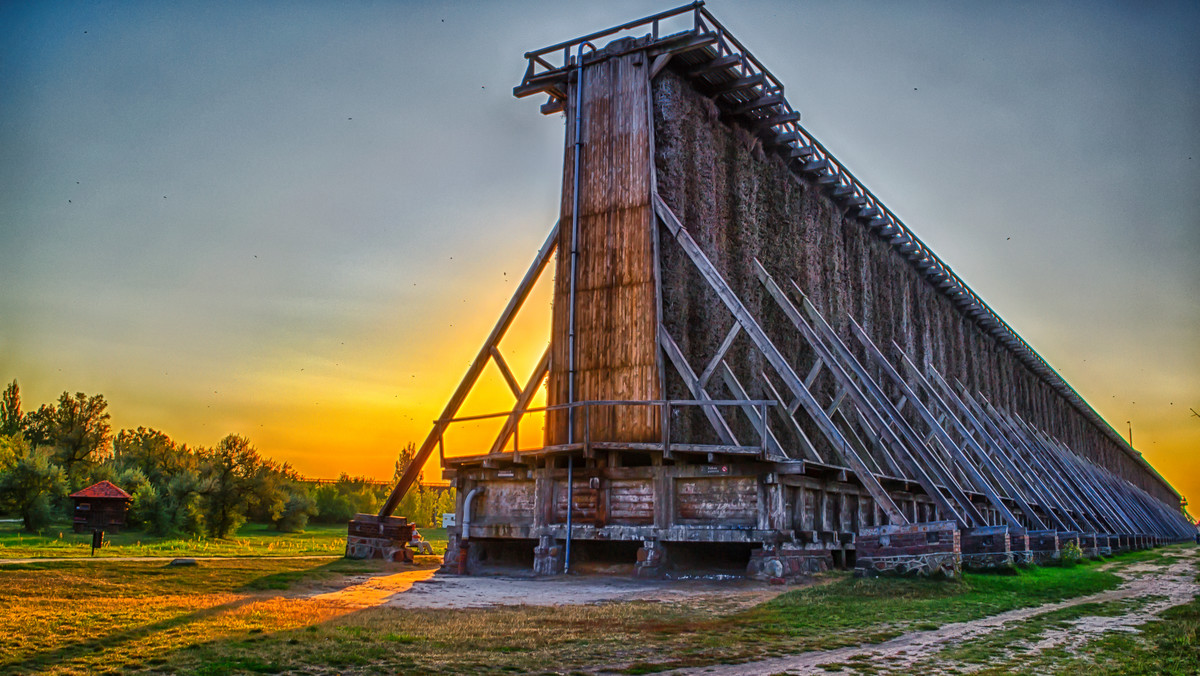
<box><xmin>855</xmin><ymin>520</ymin><xmax>961</xmax><ymax>578</ymax></box>
<box><xmin>438</xmin><ymin>533</ymin><xmax>467</xmax><ymax>574</ymax></box>
<box><xmin>1028</xmin><ymin>529</ymin><xmax>1059</xmax><ymax>565</ymax></box>
<box><xmin>1008</xmin><ymin>530</ymin><xmax>1033</xmax><ymax>565</ymax></box>
<box><xmin>345</xmin><ymin>513</ymin><xmax>415</xmax><ymax>562</ymax></box>
<box><xmin>1079</xmin><ymin>533</ymin><xmax>1100</xmax><ymax>559</ymax></box>
<box><xmin>747</xmin><ymin>546</ymin><xmax>832</xmax><ymax>582</ymax></box>
<box><xmin>961</xmin><ymin>526</ymin><xmax>1015</xmax><ymax>570</ymax></box>
<box><xmin>634</xmin><ymin>540</ymin><xmax>668</xmax><ymax>579</ymax></box>
<box><xmin>533</xmin><ymin>535</ymin><xmax>564</xmax><ymax>576</ymax></box>
<box><xmin>345</xmin><ymin>535</ymin><xmax>413</xmax><ymax>562</ymax></box>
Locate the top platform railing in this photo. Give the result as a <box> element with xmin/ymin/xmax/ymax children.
<box><xmin>512</xmin><ymin>1</ymin><xmax>1160</xmax><ymax>481</ymax></box>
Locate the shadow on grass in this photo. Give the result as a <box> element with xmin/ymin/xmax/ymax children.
<box><xmin>237</xmin><ymin>558</ymin><xmax>376</xmax><ymax>592</ymax></box>
<box><xmin>0</xmin><ymin>595</ymin><xmax>260</xmax><ymax>674</ymax></box>
<box><xmin>0</xmin><ymin>558</ymin><xmax>376</xmax><ymax>674</ymax></box>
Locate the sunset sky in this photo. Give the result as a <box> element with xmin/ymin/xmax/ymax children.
<box><xmin>2</xmin><ymin>1</ymin><xmax>1197</xmax><ymax>509</ymax></box>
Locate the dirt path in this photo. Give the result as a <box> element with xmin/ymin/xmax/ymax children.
<box><xmin>665</xmin><ymin>549</ymin><xmax>1198</xmax><ymax>675</ymax></box>
<box><xmin>303</xmin><ymin>568</ymin><xmax>782</xmax><ymax>610</ymax></box>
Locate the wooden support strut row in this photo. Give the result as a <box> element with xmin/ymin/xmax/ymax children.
<box><xmin>653</xmin><ymin>193</ymin><xmax>908</xmax><ymax>525</ymax></box>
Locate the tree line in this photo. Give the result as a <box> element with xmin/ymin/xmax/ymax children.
<box><xmin>0</xmin><ymin>380</ymin><xmax>453</xmax><ymax>536</ymax></box>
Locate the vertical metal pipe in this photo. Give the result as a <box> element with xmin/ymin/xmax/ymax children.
<box><xmin>564</xmin><ymin>41</ymin><xmax>592</xmax><ymax>577</ymax></box>
<box><xmin>565</xmin><ymin>454</ymin><xmax>574</xmax><ymax>574</ymax></box>
<box><xmin>567</xmin><ymin>42</ymin><xmax>593</xmax><ymax>447</ymax></box>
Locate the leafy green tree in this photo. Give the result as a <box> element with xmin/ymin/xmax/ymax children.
<box><xmin>1</xmin><ymin>380</ymin><xmax>22</xmax><ymax>436</ymax></box>
<box><xmin>0</xmin><ymin>437</ymin><xmax>68</xmax><ymax>531</ymax></box>
<box><xmin>161</xmin><ymin>470</ymin><xmax>206</xmax><ymax>536</ymax></box>
<box><xmin>434</xmin><ymin>488</ymin><xmax>457</xmax><ymax>526</ymax></box>
<box><xmin>273</xmin><ymin>485</ymin><xmax>317</xmax><ymax>532</ymax></box>
<box><xmin>112</xmin><ymin>427</ymin><xmax>194</xmax><ymax>482</ymax></box>
<box><xmin>392</xmin><ymin>441</ymin><xmax>419</xmax><ymax>484</ymax></box>
<box><xmin>396</xmin><ymin>485</ymin><xmax>456</xmax><ymax>528</ymax></box>
<box><xmin>0</xmin><ymin>433</ymin><xmax>21</xmax><ymax>472</ymax></box>
<box><xmin>198</xmin><ymin>434</ymin><xmax>260</xmax><ymax>538</ymax></box>
<box><xmin>23</xmin><ymin>391</ymin><xmax>112</xmax><ymax>474</ymax></box>
<box><xmin>246</xmin><ymin>458</ymin><xmax>291</xmax><ymax>524</ymax></box>
<box><xmin>311</xmin><ymin>475</ymin><xmax>386</xmax><ymax>523</ymax></box>
<box><xmin>113</xmin><ymin>466</ymin><xmax>154</xmax><ymax>528</ymax></box>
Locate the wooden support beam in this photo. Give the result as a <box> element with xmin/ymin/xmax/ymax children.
<box><xmin>654</xmin><ymin>194</ymin><xmax>907</xmax><ymax>525</ymax></box>
<box><xmin>698</xmin><ymin>323</ymin><xmax>741</xmax><ymax>389</ymax></box>
<box><xmin>936</xmin><ymin>371</ymin><xmax>1074</xmax><ymax>531</ymax></box>
<box><xmin>711</xmin><ymin>73</ymin><xmax>766</xmax><ymax>96</ymax></box>
<box><xmin>757</xmin><ymin>264</ymin><xmax>978</xmax><ymax>528</ymax></box>
<box><xmin>687</xmin><ymin>53</ymin><xmax>742</xmax><ymax>78</ymax></box>
<box><xmin>730</xmin><ymin>93</ymin><xmax>784</xmax><ymax>115</ymax></box>
<box><xmin>718</xmin><ymin>362</ymin><xmax>785</xmax><ymax>460</ymax></box>
<box><xmin>786</xmin><ymin>145</ymin><xmax>817</xmax><ymax>161</ymax></box>
<box><xmin>378</xmin><ymin>221</ymin><xmax>560</xmax><ymax>518</ymax></box>
<box><xmin>860</xmin><ymin>336</ymin><xmax>1034</xmax><ymax>531</ymax></box>
<box><xmin>487</xmin><ymin>346</ymin><xmax>551</xmax><ymax>456</ymax></box>
<box><xmin>649</xmin><ymin>53</ymin><xmax>673</xmax><ymax>78</ymax></box>
<box><xmin>760</xmin><ymin>110</ymin><xmax>802</xmax><ymax>127</ymax></box>
<box><xmin>490</xmin><ymin>346</ymin><xmax>524</xmax><ymax>399</ymax></box>
<box><xmin>760</xmin><ymin>370</ymin><xmax>824</xmax><ymax>463</ymax></box>
<box><xmin>659</xmin><ymin>328</ymin><xmax>739</xmax><ymax>447</ymax></box>
<box><xmin>765</xmin><ymin>131</ymin><xmax>803</xmax><ymax>147</ymax></box>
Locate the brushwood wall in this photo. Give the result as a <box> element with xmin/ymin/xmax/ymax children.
<box><xmin>652</xmin><ymin>71</ymin><xmax>1177</xmax><ymax>507</ymax></box>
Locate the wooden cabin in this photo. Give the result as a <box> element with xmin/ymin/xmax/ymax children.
<box><xmin>69</xmin><ymin>480</ymin><xmax>132</xmax><ymax>533</ymax></box>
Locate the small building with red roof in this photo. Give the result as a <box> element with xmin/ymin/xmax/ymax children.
<box><xmin>69</xmin><ymin>480</ymin><xmax>132</xmax><ymax>533</ymax></box>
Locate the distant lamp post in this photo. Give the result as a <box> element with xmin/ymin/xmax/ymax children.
<box><xmin>1126</xmin><ymin>420</ymin><xmax>1133</xmax><ymax>447</ymax></box>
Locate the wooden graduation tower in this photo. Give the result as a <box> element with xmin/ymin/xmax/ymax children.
<box><xmin>349</xmin><ymin>3</ymin><xmax>1193</xmax><ymax>576</ymax></box>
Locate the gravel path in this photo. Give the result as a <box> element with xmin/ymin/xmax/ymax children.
<box><xmin>664</xmin><ymin>549</ymin><xmax>1198</xmax><ymax>675</ymax></box>
<box><xmin>303</xmin><ymin>567</ymin><xmax>781</xmax><ymax>609</ymax></box>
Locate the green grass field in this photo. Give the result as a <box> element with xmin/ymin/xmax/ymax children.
<box><xmin>0</xmin><ymin>520</ymin><xmax>448</xmax><ymax>559</ymax></box>
<box><xmin>2</xmin><ymin>545</ymin><xmax>1193</xmax><ymax>675</ymax></box>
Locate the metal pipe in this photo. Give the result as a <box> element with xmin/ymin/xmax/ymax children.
<box><xmin>564</xmin><ymin>41</ymin><xmax>592</xmax><ymax>578</ymax></box>
<box><xmin>564</xmin><ymin>454</ymin><xmax>574</xmax><ymax>574</ymax></box>
<box><xmin>566</xmin><ymin>41</ymin><xmax>594</xmax><ymax>447</ymax></box>
<box><xmin>461</xmin><ymin>487</ymin><xmax>484</xmax><ymax>540</ymax></box>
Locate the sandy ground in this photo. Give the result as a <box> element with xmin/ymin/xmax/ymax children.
<box><xmin>663</xmin><ymin>548</ymin><xmax>1199</xmax><ymax>675</ymax></box>
<box><xmin>302</xmin><ymin>564</ymin><xmax>782</xmax><ymax>610</ymax></box>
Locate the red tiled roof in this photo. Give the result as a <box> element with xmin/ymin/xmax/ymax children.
<box><xmin>69</xmin><ymin>480</ymin><xmax>132</xmax><ymax>500</ymax></box>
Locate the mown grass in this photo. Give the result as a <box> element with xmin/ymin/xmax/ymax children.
<box><xmin>0</xmin><ymin>544</ymin><xmax>1190</xmax><ymax>675</ymax></box>
<box><xmin>0</xmin><ymin>557</ymin><xmax>381</xmax><ymax>675</ymax></box>
<box><xmin>954</xmin><ymin>548</ymin><xmax>1200</xmax><ymax>676</ymax></box>
<box><xmin>611</xmin><ymin>561</ymin><xmax>1124</xmax><ymax>673</ymax></box>
<box><xmin>0</xmin><ymin>519</ymin><xmax>449</xmax><ymax>559</ymax></box>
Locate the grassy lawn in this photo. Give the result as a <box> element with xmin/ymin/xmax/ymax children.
<box><xmin>0</xmin><ymin>519</ymin><xmax>449</xmax><ymax>559</ymax></box>
<box><xmin>5</xmin><ymin>545</ymin><xmax>1191</xmax><ymax>675</ymax></box>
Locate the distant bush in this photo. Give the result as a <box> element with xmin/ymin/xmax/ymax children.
<box><xmin>1059</xmin><ymin>539</ymin><xmax>1083</xmax><ymax>567</ymax></box>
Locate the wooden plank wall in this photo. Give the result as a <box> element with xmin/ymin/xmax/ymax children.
<box><xmin>651</xmin><ymin>70</ymin><xmax>1179</xmax><ymax>506</ymax></box>
<box><xmin>546</xmin><ymin>49</ymin><xmax>661</xmax><ymax>445</ymax></box>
